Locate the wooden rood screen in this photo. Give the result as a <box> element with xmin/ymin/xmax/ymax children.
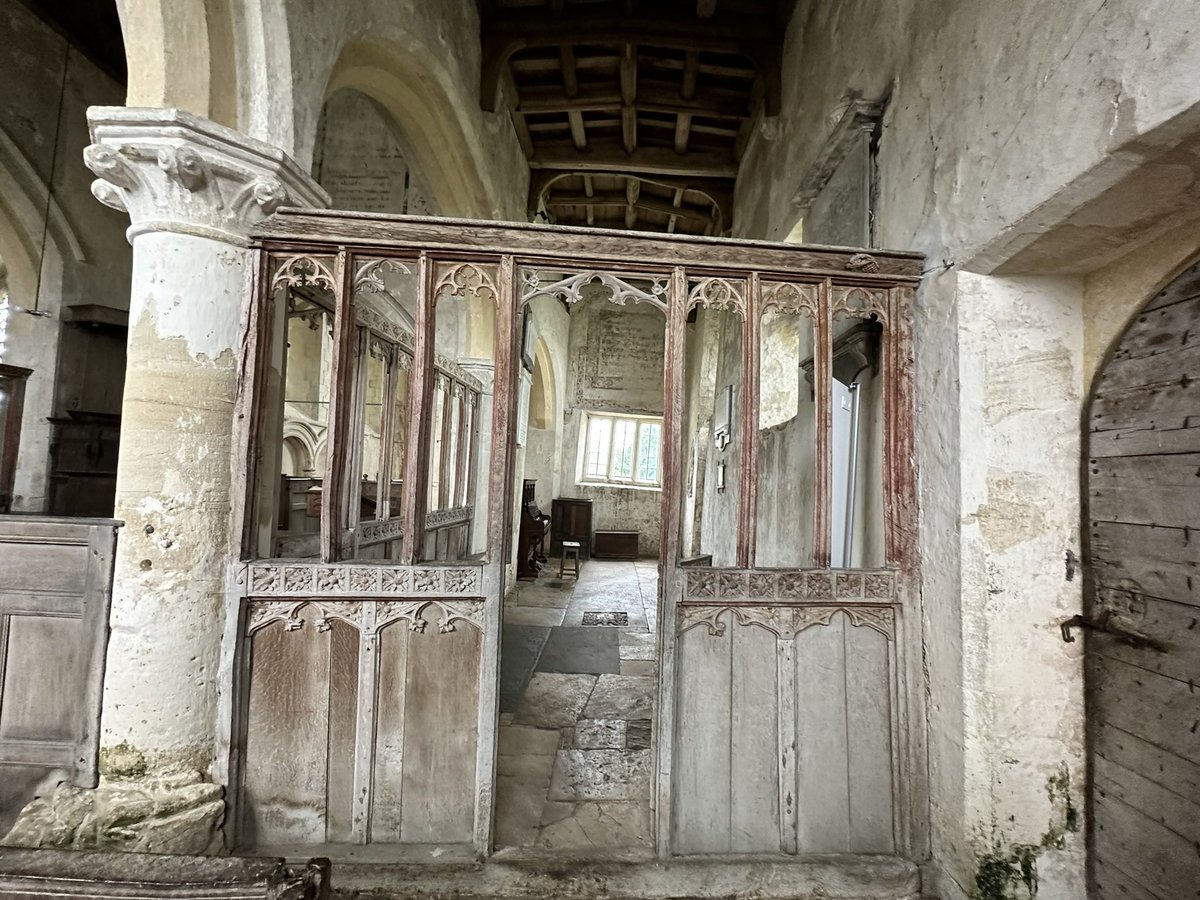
<box><xmin>228</xmin><ymin>211</ymin><xmax>923</xmax><ymax>858</ymax></box>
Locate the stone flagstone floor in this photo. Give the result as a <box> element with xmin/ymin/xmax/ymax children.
<box><xmin>496</xmin><ymin>558</ymin><xmax>658</xmax><ymax>850</ymax></box>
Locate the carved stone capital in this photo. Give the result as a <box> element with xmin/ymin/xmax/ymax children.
<box><xmin>85</xmin><ymin>107</ymin><xmax>328</xmax><ymax>246</ymax></box>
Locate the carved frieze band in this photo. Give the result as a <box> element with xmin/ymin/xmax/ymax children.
<box><xmin>425</xmin><ymin>506</ymin><xmax>473</xmax><ymax>529</ymax></box>
<box><xmin>246</xmin><ymin>598</ymin><xmax>485</xmax><ymax>636</ymax></box>
<box><xmin>683</xmin><ymin>568</ymin><xmax>896</xmax><ymax>604</ymax></box>
<box><xmin>356</xmin><ymin>306</ymin><xmax>416</xmax><ymax>351</ymax></box>
<box><xmin>245</xmin><ymin>563</ymin><xmax>482</xmax><ymax>598</ymax></box>
<box><xmin>677</xmin><ymin>604</ymin><xmax>895</xmax><ymax>641</ymax></box>
<box><xmin>357</xmin><ymin>518</ymin><xmax>405</xmax><ymax>544</ymax></box>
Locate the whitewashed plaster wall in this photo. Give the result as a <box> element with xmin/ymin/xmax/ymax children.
<box><xmin>0</xmin><ymin>4</ymin><xmax>131</xmax><ymax>511</ymax></box>
<box><xmin>559</xmin><ymin>293</ymin><xmax>667</xmax><ymax>557</ymax></box>
<box><xmin>733</xmin><ymin>1</ymin><xmax>1200</xmax><ymax>897</ymax></box>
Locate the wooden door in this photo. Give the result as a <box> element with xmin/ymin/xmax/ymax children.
<box><xmin>1086</xmin><ymin>259</ymin><xmax>1200</xmax><ymax>898</ymax></box>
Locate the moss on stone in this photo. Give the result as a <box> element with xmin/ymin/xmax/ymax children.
<box><xmin>99</xmin><ymin>742</ymin><xmax>148</xmax><ymax>779</ymax></box>
<box><xmin>972</xmin><ymin>844</ymin><xmax>1039</xmax><ymax>900</ymax></box>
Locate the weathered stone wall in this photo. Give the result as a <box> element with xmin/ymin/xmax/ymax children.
<box><xmin>0</xmin><ymin>4</ymin><xmax>130</xmax><ymax>511</ymax></box>
<box><xmin>733</xmin><ymin>1</ymin><xmax>1200</xmax><ymax>896</ymax></box>
<box><xmin>312</xmin><ymin>89</ymin><xmax>438</xmax><ymax>217</ymax></box>
<box><xmin>286</xmin><ymin>0</ymin><xmax>528</xmax><ymax>220</ymax></box>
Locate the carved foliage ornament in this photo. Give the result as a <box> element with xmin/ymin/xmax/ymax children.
<box><xmin>246</xmin><ymin>563</ymin><xmax>481</xmax><ymax>597</ymax></box>
<box><xmin>83</xmin><ymin>141</ymin><xmax>295</xmax><ymax>240</ymax></box>
<box><xmin>521</xmin><ymin>270</ymin><xmax>668</xmax><ymax>311</ymax></box>
<box><xmin>683</xmin><ymin>568</ymin><xmax>895</xmax><ymax>603</ymax></box>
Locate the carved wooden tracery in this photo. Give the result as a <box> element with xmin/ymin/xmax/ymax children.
<box><xmin>271</xmin><ymin>254</ymin><xmax>337</xmax><ymax>293</ymax></box>
<box><xmin>521</xmin><ymin>269</ymin><xmax>669</xmax><ymax>310</ymax></box>
<box><xmin>761</xmin><ymin>280</ymin><xmax>819</xmax><ymax>318</ymax></box>
<box><xmin>246</xmin><ymin>597</ymin><xmax>485</xmax><ymax>636</ymax></box>
<box><xmin>434</xmin><ymin>262</ymin><xmax>500</xmax><ymax>307</ymax></box>
<box><xmin>687</xmin><ymin>275</ymin><xmax>747</xmax><ymax>315</ymax></box>
<box><xmin>238</xmin><ymin>213</ymin><xmax>922</xmax><ymax>858</ymax></box>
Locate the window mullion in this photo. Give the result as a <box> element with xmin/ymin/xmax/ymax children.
<box><xmin>631</xmin><ymin>420</ymin><xmax>642</xmax><ymax>484</ymax></box>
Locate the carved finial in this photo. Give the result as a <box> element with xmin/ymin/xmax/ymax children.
<box><xmin>846</xmin><ymin>253</ymin><xmax>880</xmax><ymax>273</ymax></box>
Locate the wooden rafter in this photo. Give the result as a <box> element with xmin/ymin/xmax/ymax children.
<box><xmin>620</xmin><ymin>43</ymin><xmax>638</xmax><ymax>154</ymax></box>
<box><xmin>545</xmin><ymin>190</ymin><xmax>715</xmax><ymax>226</ymax></box>
<box><xmin>518</xmin><ymin>84</ymin><xmax>751</xmax><ymax>120</ymax></box>
<box><xmin>529</xmin><ymin>141</ymin><xmax>737</xmax><ymax>178</ymax></box>
<box><xmin>489</xmin><ymin>0</ymin><xmax>785</xmax><ymax>234</ymax></box>
<box><xmin>480</xmin><ymin>9</ymin><xmax>781</xmax><ymax>116</ymax></box>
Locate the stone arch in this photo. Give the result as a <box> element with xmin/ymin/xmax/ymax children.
<box><xmin>528</xmin><ymin>337</ymin><xmax>555</xmax><ymax>431</ymax></box>
<box><xmin>323</xmin><ymin>38</ymin><xmax>503</xmax><ymax>219</ymax></box>
<box><xmin>281</xmin><ymin>420</ymin><xmax>321</xmax><ymax>476</ymax></box>
<box><xmin>116</xmin><ymin>0</ymin><xmax>297</xmax><ymax>153</ymax></box>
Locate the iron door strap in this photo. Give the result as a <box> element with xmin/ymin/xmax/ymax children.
<box><xmin>1060</xmin><ymin>610</ymin><xmax>1167</xmax><ymax>652</ymax></box>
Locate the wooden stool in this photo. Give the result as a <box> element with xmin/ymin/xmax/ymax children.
<box><xmin>559</xmin><ymin>540</ymin><xmax>581</xmax><ymax>579</ymax></box>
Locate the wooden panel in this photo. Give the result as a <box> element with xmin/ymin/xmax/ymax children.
<box><xmin>844</xmin><ymin>620</ymin><xmax>895</xmax><ymax>852</ymax></box>
<box><xmin>672</xmin><ymin>620</ymin><xmax>732</xmax><ymax>853</ymax></box>
<box><xmin>794</xmin><ymin>614</ymin><xmax>850</xmax><ymax>851</ymax></box>
<box><xmin>1094</xmin><ymin>753</ymin><xmax>1200</xmax><ymax>845</ymax></box>
<box><xmin>1089</xmin><ymin>522</ymin><xmax>1199</xmax><ymax>607</ymax></box>
<box><xmin>728</xmin><ymin>621</ymin><xmax>779</xmax><ymax>852</ymax></box>
<box><xmin>0</xmin><ymin>544</ymin><xmax>88</xmax><ymax>596</ymax></box>
<box><xmin>1092</xmin><ymin>655</ymin><xmax>1200</xmax><ymax>765</ymax></box>
<box><xmin>399</xmin><ymin>624</ymin><xmax>481</xmax><ymax>843</ymax></box>
<box><xmin>1093</xmin><ymin>855</ymin><xmax>1168</xmax><ymax>900</ymax></box>
<box><xmin>1091</xmin><ymin>593</ymin><xmax>1200</xmax><ymax>683</ymax></box>
<box><xmin>324</xmin><ymin>620</ymin><xmax>359</xmax><ymax>842</ymax></box>
<box><xmin>243</xmin><ymin>617</ymin><xmax>331</xmax><ymax>845</ymax></box>
<box><xmin>1094</xmin><ymin>721</ymin><xmax>1200</xmax><ymax>804</ymax></box>
<box><xmin>1089</xmin><ymin>422</ymin><xmax>1200</xmax><ymax>457</ymax></box>
<box><xmin>1093</xmin><ymin>793</ymin><xmax>1200</xmax><ymax>900</ymax></box>
<box><xmin>1088</xmin><ymin>482</ymin><xmax>1200</xmax><ymax>528</ymax></box>
<box><xmin>0</xmin><ymin>616</ymin><xmax>88</xmax><ymax>742</ymax></box>
<box><xmin>370</xmin><ymin>621</ymin><xmax>410</xmax><ymax>842</ymax></box>
<box><xmin>0</xmin><ymin>518</ymin><xmax>118</xmax><ymax>830</ymax></box>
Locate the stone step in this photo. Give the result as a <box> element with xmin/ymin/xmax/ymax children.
<box><xmin>321</xmin><ymin>851</ymin><xmax>922</xmax><ymax>900</ymax></box>
<box><xmin>0</xmin><ymin>848</ymin><xmax>329</xmax><ymax>898</ymax></box>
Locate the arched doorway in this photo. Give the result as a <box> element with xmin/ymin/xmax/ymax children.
<box><xmin>1084</xmin><ymin>257</ymin><xmax>1200</xmax><ymax>898</ymax></box>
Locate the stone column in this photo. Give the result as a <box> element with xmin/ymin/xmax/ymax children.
<box><xmin>81</xmin><ymin>109</ymin><xmax>326</xmax><ymax>776</ymax></box>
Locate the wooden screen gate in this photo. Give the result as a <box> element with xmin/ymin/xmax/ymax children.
<box><xmin>223</xmin><ymin>211</ymin><xmax>925</xmax><ymax>860</ymax></box>
<box><xmin>1085</xmin><ymin>258</ymin><xmax>1200</xmax><ymax>898</ymax></box>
